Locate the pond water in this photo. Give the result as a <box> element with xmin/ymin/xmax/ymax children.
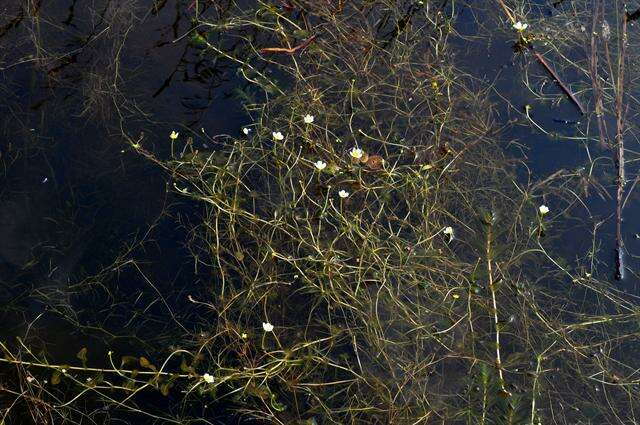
<box><xmin>1</xmin><ymin>0</ymin><xmax>246</xmax><ymax>318</ymax></box>
<box><xmin>0</xmin><ymin>1</ymin><xmax>250</xmax><ymax>420</ymax></box>
<box><xmin>456</xmin><ymin>1</ymin><xmax>640</xmax><ymax>290</ymax></box>
<box><xmin>1</xmin><ymin>0</ymin><xmax>639</xmax><ymax>423</ymax></box>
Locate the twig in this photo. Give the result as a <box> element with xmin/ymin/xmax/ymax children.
<box><xmin>589</xmin><ymin>0</ymin><xmax>610</xmax><ymax>149</ymax></box>
<box><xmin>589</xmin><ymin>0</ymin><xmax>627</xmax><ymax>280</ymax></box>
<box><xmin>260</xmin><ymin>35</ymin><xmax>317</xmax><ymax>54</ymax></box>
<box><xmin>531</xmin><ymin>50</ymin><xmax>586</xmax><ymax>115</ymax></box>
<box><xmin>485</xmin><ymin>220</ymin><xmax>510</xmax><ymax>396</ymax></box>
<box><xmin>614</xmin><ymin>10</ymin><xmax>627</xmax><ymax>280</ymax></box>
<box><xmin>496</xmin><ymin>0</ymin><xmax>516</xmax><ymax>24</ymax></box>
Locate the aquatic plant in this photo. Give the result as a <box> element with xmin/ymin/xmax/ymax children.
<box><xmin>3</xmin><ymin>0</ymin><xmax>640</xmax><ymax>424</ymax></box>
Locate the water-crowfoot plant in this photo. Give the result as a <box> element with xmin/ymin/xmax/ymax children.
<box><xmin>3</xmin><ymin>1</ymin><xmax>640</xmax><ymax>424</ymax></box>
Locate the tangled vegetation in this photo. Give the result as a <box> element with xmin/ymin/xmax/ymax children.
<box><xmin>2</xmin><ymin>0</ymin><xmax>640</xmax><ymax>424</ymax></box>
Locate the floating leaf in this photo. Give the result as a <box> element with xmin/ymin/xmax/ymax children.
<box><xmin>191</xmin><ymin>353</ymin><xmax>204</xmax><ymax>368</ymax></box>
<box><xmin>179</xmin><ymin>358</ymin><xmax>194</xmax><ymax>374</ymax></box>
<box><xmin>147</xmin><ymin>373</ymin><xmax>161</xmax><ymax>388</ymax></box>
<box><xmin>123</xmin><ymin>380</ymin><xmax>137</xmax><ymax>391</ymax></box>
<box><xmin>292</xmin><ymin>29</ymin><xmax>310</xmax><ymax>39</ymax></box>
<box><xmin>93</xmin><ymin>373</ymin><xmax>104</xmax><ymax>386</ymax></box>
<box><xmin>245</xmin><ymin>383</ymin><xmax>270</xmax><ymax>399</ymax></box>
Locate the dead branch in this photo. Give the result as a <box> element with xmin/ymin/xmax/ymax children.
<box><xmin>260</xmin><ymin>35</ymin><xmax>318</xmax><ymax>54</ymax></box>
<box><xmin>589</xmin><ymin>0</ymin><xmax>611</xmax><ymax>149</ymax></box>
<box><xmin>531</xmin><ymin>50</ymin><xmax>586</xmax><ymax>115</ymax></box>
<box><xmin>614</xmin><ymin>9</ymin><xmax>627</xmax><ymax>280</ymax></box>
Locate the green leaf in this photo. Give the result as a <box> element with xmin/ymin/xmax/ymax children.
<box><xmin>190</xmin><ymin>33</ymin><xmax>208</xmax><ymax>48</ymax></box>
<box><xmin>179</xmin><ymin>358</ymin><xmax>193</xmax><ymax>374</ymax></box>
<box><xmin>270</xmin><ymin>393</ymin><xmax>286</xmax><ymax>412</ymax></box>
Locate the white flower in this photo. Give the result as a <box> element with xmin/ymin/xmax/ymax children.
<box><xmin>539</xmin><ymin>205</ymin><xmax>549</xmax><ymax>215</ymax></box>
<box><xmin>262</xmin><ymin>322</ymin><xmax>274</xmax><ymax>332</ymax></box>
<box><xmin>242</xmin><ymin>127</ymin><xmax>251</xmax><ymax>135</ymax></box>
<box><xmin>241</xmin><ymin>333</ymin><xmax>248</xmax><ymax>339</ymax></box>
<box><xmin>272</xmin><ymin>131</ymin><xmax>284</xmax><ymax>141</ymax></box>
<box><xmin>513</xmin><ymin>21</ymin><xmax>529</xmax><ymax>32</ymax></box>
<box><xmin>202</xmin><ymin>373</ymin><xmax>215</xmax><ymax>384</ymax></box>
<box><xmin>169</xmin><ymin>131</ymin><xmax>179</xmax><ymax>140</ymax></box>
<box><xmin>338</xmin><ymin>190</ymin><xmax>349</xmax><ymax>198</ymax></box>
<box><xmin>304</xmin><ymin>114</ymin><xmax>315</xmax><ymax>124</ymax></box>
<box><xmin>314</xmin><ymin>160</ymin><xmax>327</xmax><ymax>171</ymax></box>
<box><xmin>443</xmin><ymin>226</ymin><xmax>454</xmax><ymax>242</ymax></box>
<box><xmin>350</xmin><ymin>147</ymin><xmax>363</xmax><ymax>160</ymax></box>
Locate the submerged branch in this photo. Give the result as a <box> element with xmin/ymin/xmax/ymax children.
<box><xmin>589</xmin><ymin>0</ymin><xmax>610</xmax><ymax>150</ymax></box>
<box><xmin>614</xmin><ymin>10</ymin><xmax>627</xmax><ymax>280</ymax></box>
<box><xmin>485</xmin><ymin>218</ymin><xmax>510</xmax><ymax>396</ymax></box>
<box><xmin>531</xmin><ymin>50</ymin><xmax>586</xmax><ymax>115</ymax></box>
<box><xmin>260</xmin><ymin>35</ymin><xmax>318</xmax><ymax>54</ymax></box>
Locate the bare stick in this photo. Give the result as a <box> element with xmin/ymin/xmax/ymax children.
<box><xmin>531</xmin><ymin>50</ymin><xmax>586</xmax><ymax>115</ymax></box>
<box><xmin>260</xmin><ymin>35</ymin><xmax>318</xmax><ymax>54</ymax></box>
<box><xmin>485</xmin><ymin>221</ymin><xmax>510</xmax><ymax>395</ymax></box>
<box><xmin>589</xmin><ymin>0</ymin><xmax>610</xmax><ymax>149</ymax></box>
<box><xmin>614</xmin><ymin>8</ymin><xmax>627</xmax><ymax>280</ymax></box>
<box><xmin>496</xmin><ymin>0</ymin><xmax>516</xmax><ymax>24</ymax></box>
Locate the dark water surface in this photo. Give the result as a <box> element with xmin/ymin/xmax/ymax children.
<box><xmin>455</xmin><ymin>1</ymin><xmax>640</xmax><ymax>291</ymax></box>
<box><xmin>1</xmin><ymin>0</ymin><xmax>640</xmax><ymax>422</ymax></box>
<box><xmin>0</xmin><ymin>1</ymin><xmax>249</xmax><ymax>420</ymax></box>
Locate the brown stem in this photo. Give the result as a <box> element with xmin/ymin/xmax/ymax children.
<box><xmin>531</xmin><ymin>50</ymin><xmax>586</xmax><ymax>115</ymax></box>
<box><xmin>260</xmin><ymin>35</ymin><xmax>318</xmax><ymax>54</ymax></box>
<box><xmin>614</xmin><ymin>9</ymin><xmax>627</xmax><ymax>280</ymax></box>
<box><xmin>496</xmin><ymin>0</ymin><xmax>516</xmax><ymax>24</ymax></box>
<box><xmin>589</xmin><ymin>0</ymin><xmax>610</xmax><ymax>149</ymax></box>
<box><xmin>486</xmin><ymin>223</ymin><xmax>510</xmax><ymax>395</ymax></box>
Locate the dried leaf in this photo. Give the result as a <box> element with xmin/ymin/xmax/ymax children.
<box><xmin>365</xmin><ymin>155</ymin><xmax>384</xmax><ymax>170</ymax></box>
